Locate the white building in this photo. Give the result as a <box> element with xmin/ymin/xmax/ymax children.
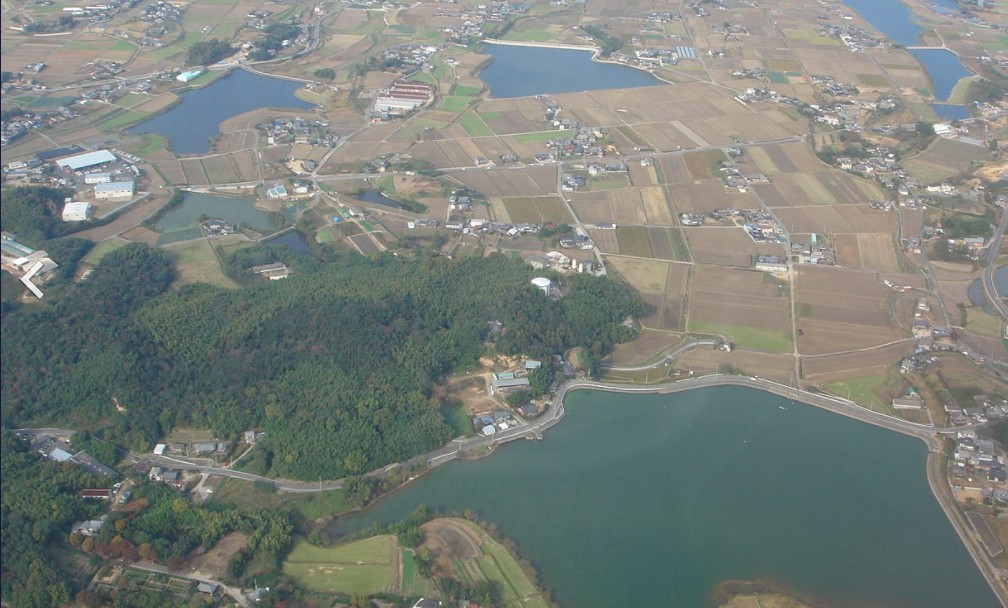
<box><xmin>94</xmin><ymin>180</ymin><xmax>135</xmax><ymax>200</ymax></box>
<box><xmin>83</xmin><ymin>172</ymin><xmax>112</xmax><ymax>184</ymax></box>
<box><xmin>55</xmin><ymin>149</ymin><xmax>116</xmax><ymax>171</ymax></box>
<box><xmin>62</xmin><ymin>202</ymin><xmax>93</xmax><ymax>222</ymax></box>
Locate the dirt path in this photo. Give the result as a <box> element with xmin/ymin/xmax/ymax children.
<box><xmin>75</xmin><ymin>194</ymin><xmax>170</xmax><ymax>242</ymax></box>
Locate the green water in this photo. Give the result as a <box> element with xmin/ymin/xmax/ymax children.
<box><xmin>332</xmin><ymin>386</ymin><xmax>999</xmax><ymax>608</ymax></box>
<box><xmin>155</xmin><ymin>192</ymin><xmax>274</xmax><ymax>233</ymax></box>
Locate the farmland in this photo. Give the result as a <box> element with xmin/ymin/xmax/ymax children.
<box><xmin>283</xmin><ymin>537</ymin><xmax>397</xmax><ymax>594</ymax></box>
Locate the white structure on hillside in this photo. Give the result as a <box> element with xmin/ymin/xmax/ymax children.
<box><xmin>531</xmin><ymin>276</ymin><xmax>552</xmax><ymax>296</ymax></box>
<box><xmin>62</xmin><ymin>202</ymin><xmax>93</xmax><ymax>222</ymax></box>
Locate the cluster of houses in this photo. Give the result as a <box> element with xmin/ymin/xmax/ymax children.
<box><xmin>791</xmin><ymin>237</ymin><xmax>836</xmax><ymax>265</ymax></box>
<box><xmin>381</xmin><ymin>42</ymin><xmax>441</xmax><ymax>72</ymax></box>
<box><xmin>0</xmin><ymin>105</ymin><xmax>79</xmax><ymax>146</ymax></box>
<box><xmin>819</xmin><ymin>19</ymin><xmax>884</xmax><ymax>53</ymax></box>
<box><xmin>719</xmin><ymin>160</ymin><xmax>768</xmax><ymax>193</ymax></box>
<box><xmin>473</xmin><ymin>410</ymin><xmax>520</xmax><ymax>436</ymax></box>
<box><xmin>436</xmin><ymin>1</ymin><xmax>529</xmax><ymax>45</ymax></box>
<box><xmin>952</xmin><ymin>430</ymin><xmax>1006</xmax><ymax>483</ymax></box>
<box><xmin>741</xmin><ymin>209</ymin><xmax>787</xmax><ymax>243</ymax></box>
<box><xmin>261</xmin><ymin>117</ymin><xmax>340</xmax><ymax>147</ymax></box>
<box><xmin>542</xmin><ymin>122</ymin><xmax>609</xmax><ymax>160</ymax></box>
<box><xmin>948</xmin><ymin>394</ymin><xmax>1008</xmax><ymax>427</ymax></box>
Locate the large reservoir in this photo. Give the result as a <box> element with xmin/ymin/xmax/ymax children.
<box><xmin>478</xmin><ymin>43</ymin><xmax>663</xmax><ymax>98</ymax></box>
<box><xmin>332</xmin><ymin>387</ymin><xmax>998</xmax><ymax>608</ymax></box>
<box><xmin>130</xmin><ymin>69</ymin><xmax>313</xmax><ymax>155</ymax></box>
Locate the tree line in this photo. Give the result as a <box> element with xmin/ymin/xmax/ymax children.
<box><xmin>2</xmin><ymin>236</ymin><xmax>642</xmax><ymax>481</ymax></box>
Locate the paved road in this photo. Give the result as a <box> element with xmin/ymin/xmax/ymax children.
<box><xmin>982</xmin><ymin>207</ymin><xmax>1008</xmax><ymax>323</ymax></box>
<box><xmin>603</xmin><ymin>339</ymin><xmax>719</xmax><ymax>371</ymax></box>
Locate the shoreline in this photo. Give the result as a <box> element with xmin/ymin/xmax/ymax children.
<box><xmin>479</xmin><ymin>39</ymin><xmax>677</xmax><ymax>91</ymax></box>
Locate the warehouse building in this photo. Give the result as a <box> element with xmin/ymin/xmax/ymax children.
<box><xmin>55</xmin><ymin>149</ymin><xmax>116</xmax><ymax>171</ymax></box>
<box><xmin>94</xmin><ymin>180</ymin><xmax>135</xmax><ymax>200</ymax></box>
<box><xmin>61</xmin><ymin>202</ymin><xmax>93</xmax><ymax>222</ymax></box>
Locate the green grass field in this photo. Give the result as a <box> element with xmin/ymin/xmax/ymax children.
<box><xmin>166</xmin><ymin>239</ymin><xmax>237</xmax><ymax>288</ymax></box>
<box><xmin>440</xmin><ymin>96</ymin><xmax>472</xmax><ymax>113</ymax></box>
<box><xmin>459</xmin><ymin>110</ymin><xmax>494</xmax><ymax>137</ymax></box>
<box><xmin>513</xmin><ymin>130</ymin><xmax>570</xmax><ymax>143</ymax></box>
<box><xmin>97</xmin><ymin>110</ymin><xmax>150</xmax><ymax>132</ymax></box>
<box><xmin>689</xmin><ymin>321</ymin><xmax>793</xmax><ymax>353</ymax></box>
<box><xmin>83</xmin><ymin>238</ymin><xmax>130</xmax><ymax>265</ymax></box>
<box><xmin>137</xmin><ymin>134</ymin><xmax>167</xmax><ymax>157</ymax></box>
<box><xmin>453</xmin><ymin>84</ymin><xmax>483</xmax><ymax>97</ymax></box>
<box><xmin>283</xmin><ymin>537</ymin><xmax>395</xmax><ymax>594</ymax></box>
<box><xmin>823</xmin><ymin>375</ymin><xmax>890</xmax><ymax>412</ymax></box>
<box><xmin>616</xmin><ymin>226</ymin><xmax>654</xmax><ymax>258</ymax></box>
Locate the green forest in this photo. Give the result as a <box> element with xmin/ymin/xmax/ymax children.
<box><xmin>2</xmin><ymin>233</ymin><xmax>643</xmax><ymax>481</ymax></box>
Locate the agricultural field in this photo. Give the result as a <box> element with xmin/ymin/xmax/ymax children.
<box><xmin>794</xmin><ymin>266</ymin><xmax>907</xmax><ymax>355</ymax></box>
<box><xmin>502</xmin><ymin>197</ymin><xmax>573</xmax><ymax>224</ymax></box>
<box><xmin>283</xmin><ymin>536</ymin><xmax>397</xmax><ymax>595</ymax></box>
<box><xmin>164</xmin><ymin>238</ymin><xmax>238</xmax><ymax>289</ymax></box>
<box><xmin>902</xmin><ymin>138</ymin><xmax>991</xmax><ymax>183</ymax></box>
<box><xmin>420</xmin><ymin>519</ymin><xmax>549</xmax><ymax>608</ymax></box>
<box><xmin>687</xmin><ymin>265</ymin><xmax>792</xmax><ymax>352</ymax></box>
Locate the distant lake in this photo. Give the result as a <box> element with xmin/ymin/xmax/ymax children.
<box><xmin>911</xmin><ymin>48</ymin><xmax>972</xmax><ymax>100</ymax></box>
<box><xmin>841</xmin><ymin>0</ymin><xmax>973</xmax><ymax>113</ymax></box>
<box><xmin>478</xmin><ymin>43</ymin><xmax>663</xmax><ymax>98</ymax></box>
<box><xmin>331</xmin><ymin>387</ymin><xmax>999</xmax><ymax>608</ymax></box>
<box><xmin>130</xmin><ymin>70</ymin><xmax>314</xmax><ymax>155</ymax></box>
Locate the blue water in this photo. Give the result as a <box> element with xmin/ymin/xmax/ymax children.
<box><xmin>930</xmin><ymin>103</ymin><xmax>971</xmax><ymax>120</ymax></box>
<box><xmin>263</xmin><ymin>230</ymin><xmax>312</xmax><ymax>256</ymax></box>
<box><xmin>841</xmin><ymin>0</ymin><xmax>972</xmax><ymax>114</ymax></box>
<box><xmin>130</xmin><ymin>69</ymin><xmax>313</xmax><ymax>155</ymax></box>
<box><xmin>331</xmin><ymin>387</ymin><xmax>1000</xmax><ymax>608</ymax></box>
<box><xmin>911</xmin><ymin>48</ymin><xmax>972</xmax><ymax>100</ymax></box>
<box><xmin>479</xmin><ymin>43</ymin><xmax>663</xmax><ymax>98</ymax></box>
<box><xmin>842</xmin><ymin>0</ymin><xmax>923</xmax><ymax>46</ymax></box>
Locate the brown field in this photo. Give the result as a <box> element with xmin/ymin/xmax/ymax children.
<box><xmin>669</xmin><ymin>181</ymin><xmax>752</xmax><ymax>214</ymax></box>
<box><xmin>794</xmin><ymin>266</ymin><xmax>907</xmax><ymax>355</ymax></box>
<box><xmin>607</xmin><ymin>256</ymin><xmax>690</xmax><ymax>330</ymax></box>
<box><xmin>679</xmin><ymin>348</ymin><xmax>796</xmax><ymax>384</ymax></box>
<box><xmin>903</xmin><ymin>137</ymin><xmax>991</xmax><ymax>183</ymax></box>
<box><xmin>191</xmin><ymin>532</ymin><xmax>248</xmax><ymax>580</ymax></box>
<box><xmin>834</xmin><ymin>234</ymin><xmax>861</xmax><ymax>268</ymax></box>
<box><xmin>855</xmin><ymin>233</ymin><xmax>901</xmax><ymax>272</ymax></box>
<box><xmin>801</xmin><ymin>342</ymin><xmax>915</xmax><ymax>383</ymax></box>
<box><xmin>639</xmin><ymin>187</ymin><xmax>672</xmax><ymax>224</ymax></box>
<box><xmin>608</xmin><ymin>189</ymin><xmax>647</xmax><ymax>224</ymax></box>
<box><xmin>589</xmin><ymin>229</ymin><xmax>619</xmax><ymax>254</ymax></box>
<box><xmin>627</xmin><ymin>163</ymin><xmax>657</xmax><ymax>187</ymax></box>
<box><xmin>774</xmin><ymin>204</ymin><xmax>899</xmax><ymax>234</ymax></box>
<box><xmin>657</xmin><ymin>156</ymin><xmax>692</xmax><ymax>184</ymax></box>
<box><xmin>688</xmin><ymin>265</ymin><xmax>790</xmax><ymax>332</ymax></box>
<box><xmin>452</xmin><ymin>166</ymin><xmax>556</xmax><ymax>197</ymax></box>
<box><xmin>501</xmin><ymin>197</ymin><xmax>572</xmax><ymax>224</ymax></box>
<box><xmin>686</xmin><ymin>227</ymin><xmax>783</xmax><ymax>267</ymax></box>
<box><xmin>606</xmin><ymin>329</ymin><xmax>685</xmax><ymax>368</ymax></box>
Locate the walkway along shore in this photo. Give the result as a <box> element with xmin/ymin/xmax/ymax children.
<box><xmin>27</xmin><ymin>373</ymin><xmax>1007</xmax><ymax>606</ymax></box>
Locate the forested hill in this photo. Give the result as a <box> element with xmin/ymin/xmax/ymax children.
<box><xmin>1</xmin><ymin>243</ymin><xmax>643</xmax><ymax>480</ymax></box>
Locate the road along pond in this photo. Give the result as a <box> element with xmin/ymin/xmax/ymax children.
<box><xmin>329</xmin><ymin>386</ymin><xmax>999</xmax><ymax>608</ymax></box>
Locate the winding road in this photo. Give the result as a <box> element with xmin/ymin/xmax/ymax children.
<box><xmin>982</xmin><ymin>207</ymin><xmax>1008</xmax><ymax>323</ymax></box>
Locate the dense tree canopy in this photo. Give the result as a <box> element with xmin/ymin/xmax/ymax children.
<box><xmin>2</xmin><ymin>243</ymin><xmax>642</xmax><ymax>480</ymax></box>
<box><xmin>185</xmin><ymin>38</ymin><xmax>234</xmax><ymax>66</ymax></box>
<box><xmin>1</xmin><ymin>430</ymin><xmax>108</xmax><ymax>608</ymax></box>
